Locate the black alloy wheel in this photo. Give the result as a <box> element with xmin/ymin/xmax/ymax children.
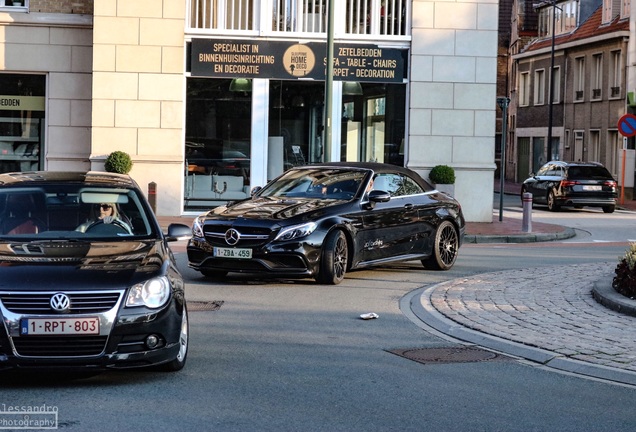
<box><xmin>157</xmin><ymin>305</ymin><xmax>189</xmax><ymax>372</ymax></box>
<box><xmin>422</xmin><ymin>220</ymin><xmax>459</xmax><ymax>270</ymax></box>
<box><xmin>316</xmin><ymin>230</ymin><xmax>348</xmax><ymax>285</ymax></box>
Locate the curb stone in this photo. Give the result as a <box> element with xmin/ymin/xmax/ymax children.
<box><xmin>464</xmin><ymin>227</ymin><xmax>576</xmax><ymax>244</ymax></box>
<box><xmin>592</xmin><ymin>276</ymin><xmax>636</xmax><ymax>318</ymax></box>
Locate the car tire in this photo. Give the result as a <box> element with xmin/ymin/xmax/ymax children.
<box><xmin>547</xmin><ymin>190</ymin><xmax>560</xmax><ymax>212</ymax></box>
<box><xmin>157</xmin><ymin>304</ymin><xmax>188</xmax><ymax>372</ymax></box>
<box><xmin>603</xmin><ymin>205</ymin><xmax>616</xmax><ymax>213</ymax></box>
<box><xmin>421</xmin><ymin>220</ymin><xmax>459</xmax><ymax>270</ymax></box>
<box><xmin>200</xmin><ymin>269</ymin><xmax>228</xmax><ymax>278</ymax></box>
<box><xmin>316</xmin><ymin>230</ymin><xmax>348</xmax><ymax>285</ymax></box>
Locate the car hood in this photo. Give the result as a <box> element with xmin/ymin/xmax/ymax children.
<box><xmin>207</xmin><ymin>196</ymin><xmax>349</xmax><ymax>221</ymax></box>
<box><xmin>0</xmin><ymin>240</ymin><xmax>168</xmax><ymax>291</ymax></box>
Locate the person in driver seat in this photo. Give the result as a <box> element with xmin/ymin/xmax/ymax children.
<box><xmin>76</xmin><ymin>203</ymin><xmax>131</xmax><ymax>233</ymax></box>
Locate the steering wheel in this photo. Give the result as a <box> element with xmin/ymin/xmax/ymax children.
<box><xmin>85</xmin><ymin>219</ymin><xmax>132</xmax><ymax>235</ymax></box>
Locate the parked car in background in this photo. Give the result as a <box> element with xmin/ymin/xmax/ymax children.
<box><xmin>0</xmin><ymin>171</ymin><xmax>192</xmax><ymax>371</ymax></box>
<box><xmin>187</xmin><ymin>162</ymin><xmax>465</xmax><ymax>284</ymax></box>
<box><xmin>521</xmin><ymin>161</ymin><xmax>618</xmax><ymax>213</ymax></box>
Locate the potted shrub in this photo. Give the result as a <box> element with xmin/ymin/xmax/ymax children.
<box><xmin>429</xmin><ymin>164</ymin><xmax>455</xmax><ymax>195</ymax></box>
<box><xmin>104</xmin><ymin>151</ymin><xmax>133</xmax><ymax>174</ymax></box>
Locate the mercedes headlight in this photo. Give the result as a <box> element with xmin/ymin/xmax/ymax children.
<box><xmin>274</xmin><ymin>222</ymin><xmax>317</xmax><ymax>242</ymax></box>
<box><xmin>126</xmin><ymin>276</ymin><xmax>171</xmax><ymax>309</ymax></box>
<box><xmin>192</xmin><ymin>216</ymin><xmax>204</xmax><ymax>238</ymax></box>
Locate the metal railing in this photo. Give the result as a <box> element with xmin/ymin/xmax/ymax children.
<box><xmin>188</xmin><ymin>0</ymin><xmax>408</xmax><ymax>36</ymax></box>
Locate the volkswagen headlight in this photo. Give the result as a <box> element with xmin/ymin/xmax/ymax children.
<box><xmin>126</xmin><ymin>276</ymin><xmax>171</xmax><ymax>309</ymax></box>
<box><xmin>274</xmin><ymin>222</ymin><xmax>317</xmax><ymax>242</ymax></box>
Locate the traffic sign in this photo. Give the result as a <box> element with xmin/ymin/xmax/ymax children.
<box><xmin>618</xmin><ymin>114</ymin><xmax>636</xmax><ymax>137</ymax></box>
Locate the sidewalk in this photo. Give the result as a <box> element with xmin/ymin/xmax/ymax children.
<box><xmin>463</xmin><ymin>180</ymin><xmax>636</xmax><ymax>243</ymax></box>
<box><xmin>415</xmin><ymin>180</ymin><xmax>636</xmax><ymax>386</ymax></box>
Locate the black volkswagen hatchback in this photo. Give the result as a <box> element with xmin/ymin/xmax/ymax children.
<box><xmin>187</xmin><ymin>162</ymin><xmax>465</xmax><ymax>284</ymax></box>
<box><xmin>0</xmin><ymin>171</ymin><xmax>192</xmax><ymax>371</ymax></box>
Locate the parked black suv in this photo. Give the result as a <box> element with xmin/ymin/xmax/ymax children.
<box><xmin>521</xmin><ymin>161</ymin><xmax>618</xmax><ymax>213</ymax></box>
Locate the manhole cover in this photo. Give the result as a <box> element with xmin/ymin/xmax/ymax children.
<box><xmin>388</xmin><ymin>346</ymin><xmax>505</xmax><ymax>365</ymax></box>
<box><xmin>187</xmin><ymin>300</ymin><xmax>224</xmax><ymax>312</ymax></box>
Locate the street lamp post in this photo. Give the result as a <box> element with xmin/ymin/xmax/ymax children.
<box><xmin>497</xmin><ymin>97</ymin><xmax>510</xmax><ymax>222</ymax></box>
<box><xmin>547</xmin><ymin>0</ymin><xmax>557</xmax><ymax>161</ymax></box>
<box><xmin>324</xmin><ymin>0</ymin><xmax>335</xmax><ymax>162</ymax></box>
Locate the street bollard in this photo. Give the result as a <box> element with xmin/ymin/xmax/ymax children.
<box><xmin>522</xmin><ymin>192</ymin><xmax>532</xmax><ymax>233</ymax></box>
<box><xmin>148</xmin><ymin>182</ymin><xmax>157</xmax><ymax>214</ymax></box>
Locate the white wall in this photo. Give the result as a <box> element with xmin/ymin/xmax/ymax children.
<box><xmin>408</xmin><ymin>0</ymin><xmax>498</xmax><ymax>222</ymax></box>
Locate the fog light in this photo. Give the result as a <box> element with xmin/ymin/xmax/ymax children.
<box><xmin>145</xmin><ymin>335</ymin><xmax>159</xmax><ymax>349</ymax></box>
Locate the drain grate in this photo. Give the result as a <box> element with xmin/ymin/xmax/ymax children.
<box><xmin>387</xmin><ymin>346</ymin><xmax>508</xmax><ymax>365</ymax></box>
<box><xmin>187</xmin><ymin>300</ymin><xmax>224</xmax><ymax>312</ymax></box>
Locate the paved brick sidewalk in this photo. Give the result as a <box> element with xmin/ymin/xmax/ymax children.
<box><xmin>417</xmin><ymin>262</ymin><xmax>636</xmax><ymax>384</ymax></box>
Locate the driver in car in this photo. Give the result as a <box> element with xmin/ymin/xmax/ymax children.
<box><xmin>76</xmin><ymin>203</ymin><xmax>131</xmax><ymax>233</ymax></box>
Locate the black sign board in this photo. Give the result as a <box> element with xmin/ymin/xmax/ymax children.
<box><xmin>190</xmin><ymin>39</ymin><xmax>406</xmax><ymax>83</ymax></box>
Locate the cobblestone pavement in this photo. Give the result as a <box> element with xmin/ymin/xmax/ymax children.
<box><xmin>413</xmin><ymin>261</ymin><xmax>636</xmax><ymax>385</ymax></box>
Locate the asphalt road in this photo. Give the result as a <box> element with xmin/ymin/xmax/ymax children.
<box><xmin>1</xmin><ymin>203</ymin><xmax>636</xmax><ymax>431</ymax></box>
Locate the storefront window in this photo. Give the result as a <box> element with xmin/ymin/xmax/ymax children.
<box><xmin>341</xmin><ymin>83</ymin><xmax>405</xmax><ymax>165</ymax></box>
<box><xmin>184</xmin><ymin>78</ymin><xmax>252</xmax><ymax>211</ymax></box>
<box><xmin>0</xmin><ymin>74</ymin><xmax>45</xmax><ymax>174</ymax></box>
<box><xmin>268</xmin><ymin>80</ymin><xmax>325</xmax><ymax>172</ymax></box>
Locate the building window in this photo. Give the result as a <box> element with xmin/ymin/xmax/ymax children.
<box><xmin>622</xmin><ymin>0</ymin><xmax>630</xmax><ymax>18</ymax></box>
<box><xmin>591</xmin><ymin>54</ymin><xmax>602</xmax><ymax>100</ymax></box>
<box><xmin>188</xmin><ymin>0</ymin><xmax>408</xmax><ymax>36</ymax></box>
<box><xmin>589</xmin><ymin>130</ymin><xmax>600</xmax><ymax>162</ymax></box>
<box><xmin>551</xmin><ymin>66</ymin><xmax>561</xmax><ymax>103</ymax></box>
<box><xmin>0</xmin><ymin>74</ymin><xmax>44</xmax><ymax>174</ymax></box>
<box><xmin>610</xmin><ymin>50</ymin><xmax>622</xmax><ymax>98</ymax></box>
<box><xmin>190</xmin><ymin>0</ymin><xmax>255</xmax><ymax>31</ymax></box>
<box><xmin>519</xmin><ymin>72</ymin><xmax>530</xmax><ymax>106</ymax></box>
<box><xmin>534</xmin><ymin>69</ymin><xmax>545</xmax><ymax>105</ymax></box>
<box><xmin>574</xmin><ymin>57</ymin><xmax>585</xmax><ymax>101</ymax></box>
<box><xmin>184</xmin><ymin>78</ymin><xmax>252</xmax><ymax>211</ymax></box>
<box><xmin>0</xmin><ymin>0</ymin><xmax>27</xmax><ymax>8</ymax></box>
<box><xmin>538</xmin><ymin>0</ymin><xmax>578</xmax><ymax>37</ymax></box>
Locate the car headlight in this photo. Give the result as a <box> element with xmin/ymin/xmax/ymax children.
<box><xmin>274</xmin><ymin>222</ymin><xmax>317</xmax><ymax>242</ymax></box>
<box><xmin>192</xmin><ymin>216</ymin><xmax>204</xmax><ymax>238</ymax></box>
<box><xmin>126</xmin><ymin>276</ymin><xmax>171</xmax><ymax>309</ymax></box>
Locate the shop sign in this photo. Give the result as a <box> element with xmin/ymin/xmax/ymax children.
<box><xmin>190</xmin><ymin>39</ymin><xmax>406</xmax><ymax>83</ymax></box>
<box><xmin>0</xmin><ymin>95</ymin><xmax>45</xmax><ymax>111</ymax></box>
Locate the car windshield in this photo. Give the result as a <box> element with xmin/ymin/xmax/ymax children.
<box><xmin>0</xmin><ymin>185</ymin><xmax>156</xmax><ymax>239</ymax></box>
<box><xmin>259</xmin><ymin>168</ymin><xmax>368</xmax><ymax>200</ymax></box>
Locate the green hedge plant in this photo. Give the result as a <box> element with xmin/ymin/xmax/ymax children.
<box><xmin>613</xmin><ymin>242</ymin><xmax>636</xmax><ymax>298</ymax></box>
<box><xmin>429</xmin><ymin>165</ymin><xmax>455</xmax><ymax>184</ymax></box>
<box><xmin>105</xmin><ymin>151</ymin><xmax>133</xmax><ymax>174</ymax></box>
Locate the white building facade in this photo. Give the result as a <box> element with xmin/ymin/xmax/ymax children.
<box><xmin>0</xmin><ymin>0</ymin><xmax>497</xmax><ymax>222</ymax></box>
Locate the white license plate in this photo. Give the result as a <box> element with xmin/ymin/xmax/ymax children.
<box><xmin>582</xmin><ymin>185</ymin><xmax>602</xmax><ymax>191</ymax></box>
<box><xmin>213</xmin><ymin>247</ymin><xmax>252</xmax><ymax>259</ymax></box>
<box><xmin>20</xmin><ymin>317</ymin><xmax>100</xmax><ymax>336</ymax></box>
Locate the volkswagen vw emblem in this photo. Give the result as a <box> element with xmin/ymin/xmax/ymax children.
<box><xmin>225</xmin><ymin>228</ymin><xmax>241</xmax><ymax>246</ymax></box>
<box><xmin>50</xmin><ymin>293</ymin><xmax>70</xmax><ymax>313</ymax></box>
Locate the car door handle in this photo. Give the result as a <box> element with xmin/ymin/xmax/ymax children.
<box><xmin>404</xmin><ymin>203</ymin><xmax>414</xmax><ymax>210</ymax></box>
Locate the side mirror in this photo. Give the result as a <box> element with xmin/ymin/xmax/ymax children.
<box><xmin>250</xmin><ymin>186</ymin><xmax>262</xmax><ymax>196</ymax></box>
<box><xmin>364</xmin><ymin>190</ymin><xmax>391</xmax><ymax>209</ymax></box>
<box><xmin>368</xmin><ymin>190</ymin><xmax>391</xmax><ymax>203</ymax></box>
<box><xmin>166</xmin><ymin>223</ymin><xmax>192</xmax><ymax>242</ymax></box>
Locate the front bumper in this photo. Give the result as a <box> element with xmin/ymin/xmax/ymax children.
<box><xmin>0</xmin><ymin>292</ymin><xmax>184</xmax><ymax>370</ymax></box>
<box><xmin>187</xmin><ymin>235</ymin><xmax>324</xmax><ymax>277</ymax></box>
